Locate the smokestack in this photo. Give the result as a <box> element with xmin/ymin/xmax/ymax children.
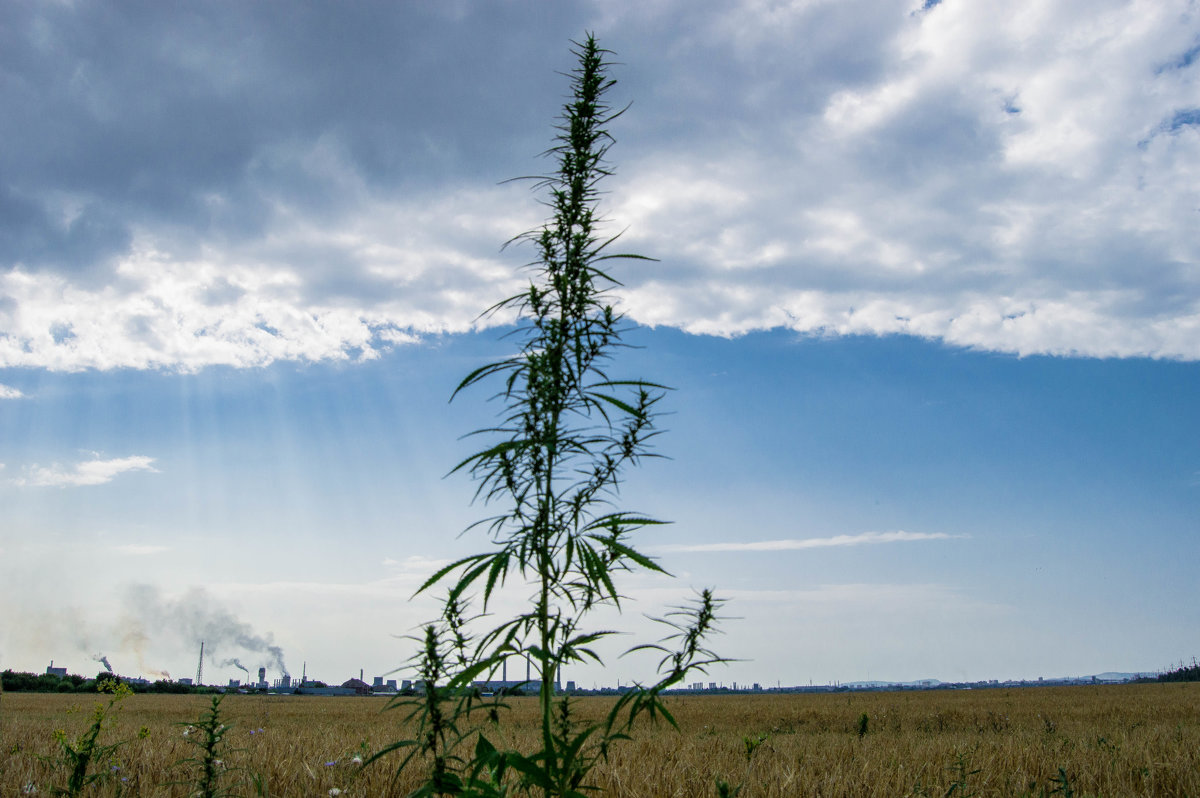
<box><xmin>503</xmin><ymin>658</ymin><xmax>507</xmax><ymax>682</ymax></box>
<box><xmin>526</xmin><ymin>655</ymin><xmax>530</xmax><ymax>682</ymax></box>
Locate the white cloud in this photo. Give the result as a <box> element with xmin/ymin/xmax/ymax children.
<box><xmin>0</xmin><ymin>384</ymin><xmax>24</xmax><ymax>399</ymax></box>
<box><xmin>652</xmin><ymin>530</ymin><xmax>962</xmax><ymax>553</ymax></box>
<box><xmin>723</xmin><ymin>582</ymin><xmax>986</xmax><ymax>609</ymax></box>
<box><xmin>611</xmin><ymin>0</ymin><xmax>1200</xmax><ymax>359</ymax></box>
<box><xmin>17</xmin><ymin>455</ymin><xmax>158</xmax><ymax>488</ymax></box>
<box><xmin>114</xmin><ymin>544</ymin><xmax>169</xmax><ymax>556</ymax></box>
<box><xmin>381</xmin><ymin>554</ymin><xmax>453</xmax><ymax>574</ymax></box>
<box><xmin>0</xmin><ymin>184</ymin><xmax>530</xmax><ymax>372</ymax></box>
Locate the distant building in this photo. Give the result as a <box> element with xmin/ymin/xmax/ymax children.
<box><xmin>46</xmin><ymin>662</ymin><xmax>67</xmax><ymax>678</ymax></box>
<box><xmin>298</xmin><ymin>685</ymin><xmax>357</xmax><ymax>696</ymax></box>
<box><xmin>341</xmin><ymin>678</ymin><xmax>372</xmax><ymax>696</ymax></box>
<box><xmin>472</xmin><ymin>679</ymin><xmax>560</xmax><ymax>694</ymax></box>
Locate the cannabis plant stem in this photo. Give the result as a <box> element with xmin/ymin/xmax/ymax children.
<box><xmin>384</xmin><ymin>34</ymin><xmax>727</xmax><ymax>798</ymax></box>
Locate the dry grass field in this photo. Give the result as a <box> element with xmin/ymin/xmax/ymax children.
<box><xmin>2</xmin><ymin>682</ymin><xmax>1197</xmax><ymax>796</ymax></box>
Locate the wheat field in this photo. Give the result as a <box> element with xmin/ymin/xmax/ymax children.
<box><xmin>2</xmin><ymin>683</ymin><xmax>1197</xmax><ymax>796</ymax></box>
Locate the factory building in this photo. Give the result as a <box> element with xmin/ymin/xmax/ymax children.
<box><xmin>472</xmin><ymin>679</ymin><xmax>559</xmax><ymax>695</ymax></box>
<box><xmin>371</xmin><ymin>676</ymin><xmax>399</xmax><ymax>692</ymax></box>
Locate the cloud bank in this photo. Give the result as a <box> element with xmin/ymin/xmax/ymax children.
<box><xmin>1</xmin><ymin>0</ymin><xmax>1197</xmax><ymax>370</ymax></box>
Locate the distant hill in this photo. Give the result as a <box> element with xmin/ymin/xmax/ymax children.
<box><xmin>843</xmin><ymin>679</ymin><xmax>943</xmax><ymax>689</ymax></box>
<box><xmin>838</xmin><ymin>672</ymin><xmax>1160</xmax><ymax>690</ymax></box>
<box><xmin>1092</xmin><ymin>671</ymin><xmax>1155</xmax><ymax>682</ymax></box>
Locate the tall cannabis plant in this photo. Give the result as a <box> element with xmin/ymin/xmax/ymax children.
<box><xmin>372</xmin><ymin>35</ymin><xmax>724</xmax><ymax>798</ymax></box>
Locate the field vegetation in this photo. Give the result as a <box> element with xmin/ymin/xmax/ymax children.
<box><xmin>2</xmin><ymin>683</ymin><xmax>1198</xmax><ymax>796</ymax></box>
<box><xmin>7</xmin><ymin>30</ymin><xmax>1198</xmax><ymax>798</ymax></box>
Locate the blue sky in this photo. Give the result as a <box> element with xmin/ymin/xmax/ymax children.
<box><xmin>1</xmin><ymin>0</ymin><xmax>1197</xmax><ymax>687</ymax></box>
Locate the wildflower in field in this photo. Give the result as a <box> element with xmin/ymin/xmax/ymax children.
<box><xmin>350</xmin><ymin>755</ymin><xmax>363</xmax><ymax>766</ymax></box>
<box><xmin>324</xmin><ymin>760</ymin><xmax>337</xmax><ymax>767</ymax></box>
<box><xmin>328</xmin><ymin>789</ymin><xmax>341</xmax><ymax>797</ymax></box>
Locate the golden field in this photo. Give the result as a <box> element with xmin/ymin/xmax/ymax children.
<box><xmin>2</xmin><ymin>683</ymin><xmax>1198</xmax><ymax>796</ymax></box>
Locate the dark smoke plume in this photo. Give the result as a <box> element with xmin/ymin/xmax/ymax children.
<box><xmin>222</xmin><ymin>657</ymin><xmax>251</xmax><ymax>677</ymax></box>
<box><xmin>123</xmin><ymin>584</ymin><xmax>290</xmax><ymax>678</ymax></box>
<box><xmin>93</xmin><ymin>653</ymin><xmax>114</xmax><ymax>673</ymax></box>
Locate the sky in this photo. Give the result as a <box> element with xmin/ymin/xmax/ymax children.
<box><xmin>1</xmin><ymin>0</ymin><xmax>1197</xmax><ymax>689</ymax></box>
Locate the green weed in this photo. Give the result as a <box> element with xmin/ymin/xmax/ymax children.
<box><xmin>173</xmin><ymin>694</ymin><xmax>242</xmax><ymax>798</ymax></box>
<box><xmin>371</xmin><ymin>34</ymin><xmax>726</xmax><ymax>798</ymax></box>
<box><xmin>44</xmin><ymin>679</ymin><xmax>131</xmax><ymax>797</ymax></box>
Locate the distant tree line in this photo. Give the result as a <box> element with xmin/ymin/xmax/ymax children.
<box><xmin>1155</xmin><ymin>658</ymin><xmax>1200</xmax><ymax>683</ymax></box>
<box><xmin>1</xmin><ymin>669</ymin><xmax>219</xmax><ymax>694</ymax></box>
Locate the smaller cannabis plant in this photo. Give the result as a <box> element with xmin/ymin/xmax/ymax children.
<box><xmin>45</xmin><ymin>679</ymin><xmax>132</xmax><ymax>798</ymax></box>
<box><xmin>174</xmin><ymin>695</ymin><xmax>242</xmax><ymax>798</ymax></box>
